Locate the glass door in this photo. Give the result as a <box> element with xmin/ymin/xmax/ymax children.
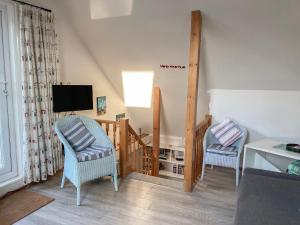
<box><xmin>0</xmin><ymin>6</ymin><xmax>17</xmax><ymax>183</ymax></box>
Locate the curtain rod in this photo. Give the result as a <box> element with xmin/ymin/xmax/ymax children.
<box><xmin>11</xmin><ymin>0</ymin><xmax>52</xmax><ymax>12</ymax></box>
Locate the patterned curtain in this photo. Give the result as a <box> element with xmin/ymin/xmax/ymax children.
<box><xmin>19</xmin><ymin>5</ymin><xmax>63</xmax><ymax>183</ymax></box>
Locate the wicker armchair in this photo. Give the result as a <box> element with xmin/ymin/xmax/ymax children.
<box><xmin>55</xmin><ymin>115</ymin><xmax>118</xmax><ymax>205</ymax></box>
<box><xmin>201</xmin><ymin>123</ymin><xmax>247</xmax><ymax>186</ymax></box>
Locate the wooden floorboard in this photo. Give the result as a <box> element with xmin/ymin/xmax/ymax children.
<box><xmin>15</xmin><ymin>167</ymin><xmax>237</xmax><ymax>225</ymax></box>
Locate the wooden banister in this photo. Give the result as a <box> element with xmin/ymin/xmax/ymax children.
<box><xmin>193</xmin><ymin>114</ymin><xmax>212</xmax><ymax>183</ymax></box>
<box><xmin>152</xmin><ymin>87</ymin><xmax>161</xmax><ymax>176</ymax></box>
<box><xmin>96</xmin><ymin>119</ymin><xmax>118</xmax><ymax>125</ymax></box>
<box><xmin>96</xmin><ymin>119</ymin><xmax>119</xmax><ymax>148</ymax></box>
<box><xmin>97</xmin><ymin>118</ymin><xmax>152</xmax><ymax>178</ymax></box>
<box><xmin>128</xmin><ymin>125</ymin><xmax>146</xmax><ymax>148</ymax></box>
<box><xmin>128</xmin><ymin>124</ymin><xmax>152</xmax><ymax>175</ymax></box>
<box><xmin>195</xmin><ymin>115</ymin><xmax>212</xmax><ymax>130</ymax></box>
<box><xmin>119</xmin><ymin>118</ymin><xmax>129</xmax><ymax>178</ymax></box>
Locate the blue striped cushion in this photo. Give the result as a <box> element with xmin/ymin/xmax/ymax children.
<box><xmin>211</xmin><ymin>119</ymin><xmax>242</xmax><ymax>147</ymax></box>
<box><xmin>76</xmin><ymin>144</ymin><xmax>112</xmax><ymax>162</ymax></box>
<box><xmin>60</xmin><ymin>118</ymin><xmax>96</xmax><ymax>152</ymax></box>
<box><xmin>207</xmin><ymin>144</ymin><xmax>237</xmax><ymax>157</ymax></box>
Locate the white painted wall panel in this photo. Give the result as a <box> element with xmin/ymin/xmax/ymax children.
<box><xmin>209</xmin><ymin>89</ymin><xmax>300</xmax><ymax>143</ymax></box>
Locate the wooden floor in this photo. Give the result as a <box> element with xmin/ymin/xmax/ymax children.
<box><xmin>16</xmin><ymin>167</ymin><xmax>237</xmax><ymax>225</ymax></box>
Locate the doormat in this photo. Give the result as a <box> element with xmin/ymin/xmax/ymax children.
<box><xmin>0</xmin><ymin>190</ymin><xmax>54</xmax><ymax>225</ymax></box>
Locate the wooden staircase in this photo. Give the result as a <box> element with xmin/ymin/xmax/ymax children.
<box><xmin>96</xmin><ymin>115</ymin><xmax>211</xmax><ymax>190</ymax></box>
<box><xmin>96</xmin><ymin>118</ymin><xmax>152</xmax><ymax>178</ymax></box>
<box><xmin>98</xmin><ymin>10</ymin><xmax>209</xmax><ymax>192</ymax></box>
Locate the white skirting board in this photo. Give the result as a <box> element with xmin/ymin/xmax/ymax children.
<box><xmin>0</xmin><ymin>176</ymin><xmax>25</xmax><ymax>197</ymax></box>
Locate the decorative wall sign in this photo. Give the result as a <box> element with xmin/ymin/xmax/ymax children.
<box><xmin>116</xmin><ymin>113</ymin><xmax>125</xmax><ymax>121</ymax></box>
<box><xmin>97</xmin><ymin>96</ymin><xmax>106</xmax><ymax>115</ymax></box>
<box><xmin>160</xmin><ymin>64</ymin><xmax>186</xmax><ymax>69</ymax></box>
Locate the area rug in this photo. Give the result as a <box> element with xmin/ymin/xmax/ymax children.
<box><xmin>0</xmin><ymin>190</ymin><xmax>54</xmax><ymax>225</ymax></box>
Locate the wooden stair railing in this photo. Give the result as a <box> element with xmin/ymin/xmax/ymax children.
<box><xmin>128</xmin><ymin>125</ymin><xmax>152</xmax><ymax>175</ymax></box>
<box><xmin>96</xmin><ymin>119</ymin><xmax>119</xmax><ymax>149</ymax></box>
<box><xmin>96</xmin><ymin>118</ymin><xmax>151</xmax><ymax>178</ymax></box>
<box><xmin>193</xmin><ymin>114</ymin><xmax>212</xmax><ymax>184</ymax></box>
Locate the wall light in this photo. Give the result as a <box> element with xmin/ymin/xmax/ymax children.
<box><xmin>122</xmin><ymin>71</ymin><xmax>154</xmax><ymax>108</ymax></box>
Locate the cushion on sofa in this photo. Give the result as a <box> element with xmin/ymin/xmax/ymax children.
<box><xmin>76</xmin><ymin>144</ymin><xmax>112</xmax><ymax>162</ymax></box>
<box><xmin>211</xmin><ymin>119</ymin><xmax>242</xmax><ymax>147</ymax></box>
<box><xmin>207</xmin><ymin>144</ymin><xmax>237</xmax><ymax>157</ymax></box>
<box><xmin>60</xmin><ymin>118</ymin><xmax>96</xmax><ymax>152</ymax></box>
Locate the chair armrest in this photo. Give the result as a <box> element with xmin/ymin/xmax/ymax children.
<box><xmin>233</xmin><ymin>128</ymin><xmax>248</xmax><ymax>159</ymax></box>
<box><xmin>236</xmin><ymin>134</ymin><xmax>248</xmax><ymax>156</ymax></box>
<box><xmin>203</xmin><ymin>124</ymin><xmax>219</xmax><ymax>152</ymax></box>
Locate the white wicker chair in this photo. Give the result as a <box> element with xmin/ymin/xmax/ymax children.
<box><xmin>55</xmin><ymin>115</ymin><xmax>118</xmax><ymax>205</ymax></box>
<box><xmin>201</xmin><ymin>123</ymin><xmax>247</xmax><ymax>186</ymax></box>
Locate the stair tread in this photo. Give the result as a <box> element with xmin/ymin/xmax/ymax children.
<box><xmin>128</xmin><ymin>172</ymin><xmax>183</xmax><ymax>190</ymax></box>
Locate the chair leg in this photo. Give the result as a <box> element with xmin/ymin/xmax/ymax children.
<box><xmin>61</xmin><ymin>174</ymin><xmax>65</xmax><ymax>189</ymax></box>
<box><xmin>235</xmin><ymin>167</ymin><xmax>239</xmax><ymax>186</ymax></box>
<box><xmin>201</xmin><ymin>163</ymin><xmax>206</xmax><ymax>181</ymax></box>
<box><xmin>76</xmin><ymin>186</ymin><xmax>81</xmax><ymax>206</ymax></box>
<box><xmin>113</xmin><ymin>174</ymin><xmax>118</xmax><ymax>192</ymax></box>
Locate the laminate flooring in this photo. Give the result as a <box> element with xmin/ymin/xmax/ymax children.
<box><xmin>16</xmin><ymin>167</ymin><xmax>237</xmax><ymax>225</ymax></box>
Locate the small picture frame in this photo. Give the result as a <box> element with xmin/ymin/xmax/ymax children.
<box><xmin>97</xmin><ymin>96</ymin><xmax>106</xmax><ymax>115</ymax></box>
<box><xmin>116</xmin><ymin>113</ymin><xmax>125</xmax><ymax>122</ymax></box>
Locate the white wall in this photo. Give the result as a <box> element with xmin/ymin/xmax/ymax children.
<box><xmin>29</xmin><ymin>0</ymin><xmax>300</xmax><ymax>141</ymax></box>
<box><xmin>0</xmin><ymin>0</ymin><xmax>134</xmax><ymax>196</ymax></box>
<box><xmin>51</xmin><ymin>0</ymin><xmax>300</xmax><ymax>138</ymax></box>
<box><xmin>52</xmin><ymin>0</ymin><xmax>213</xmax><ymax>137</ymax></box>
<box><xmin>25</xmin><ymin>0</ymin><xmax>130</xmax><ymax>122</ymax></box>
<box><xmin>209</xmin><ymin>89</ymin><xmax>300</xmax><ymax>143</ymax></box>
<box><xmin>56</xmin><ymin>13</ymin><xmax>127</xmax><ymax>120</ymax></box>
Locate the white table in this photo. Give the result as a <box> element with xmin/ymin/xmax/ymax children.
<box><xmin>242</xmin><ymin>139</ymin><xmax>300</xmax><ymax>175</ymax></box>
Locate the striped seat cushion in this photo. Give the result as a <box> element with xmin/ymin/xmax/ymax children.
<box><xmin>76</xmin><ymin>144</ymin><xmax>112</xmax><ymax>162</ymax></box>
<box><xmin>60</xmin><ymin>118</ymin><xmax>96</xmax><ymax>152</ymax></box>
<box><xmin>211</xmin><ymin>119</ymin><xmax>242</xmax><ymax>147</ymax></box>
<box><xmin>207</xmin><ymin>144</ymin><xmax>237</xmax><ymax>157</ymax></box>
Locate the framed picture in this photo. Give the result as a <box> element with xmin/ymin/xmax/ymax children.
<box><xmin>116</xmin><ymin>113</ymin><xmax>125</xmax><ymax>122</ymax></box>
<box><xmin>97</xmin><ymin>96</ymin><xmax>106</xmax><ymax>115</ymax></box>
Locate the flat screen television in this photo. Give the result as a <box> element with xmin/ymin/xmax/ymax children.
<box><xmin>52</xmin><ymin>85</ymin><xmax>93</xmax><ymax>112</ymax></box>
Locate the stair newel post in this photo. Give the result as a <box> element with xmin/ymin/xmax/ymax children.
<box><xmin>184</xmin><ymin>10</ymin><xmax>202</xmax><ymax>192</ymax></box>
<box><xmin>152</xmin><ymin>87</ymin><xmax>161</xmax><ymax>176</ymax></box>
<box><xmin>119</xmin><ymin>118</ymin><xmax>129</xmax><ymax>178</ymax></box>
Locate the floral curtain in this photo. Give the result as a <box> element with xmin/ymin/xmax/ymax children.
<box><xmin>19</xmin><ymin>5</ymin><xmax>63</xmax><ymax>183</ymax></box>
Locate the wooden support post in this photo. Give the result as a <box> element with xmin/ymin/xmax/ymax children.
<box><xmin>119</xmin><ymin>118</ymin><xmax>129</xmax><ymax>178</ymax></box>
<box><xmin>184</xmin><ymin>10</ymin><xmax>202</xmax><ymax>192</ymax></box>
<box><xmin>152</xmin><ymin>87</ymin><xmax>161</xmax><ymax>176</ymax></box>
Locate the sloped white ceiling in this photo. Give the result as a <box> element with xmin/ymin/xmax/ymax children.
<box><xmin>51</xmin><ymin>0</ymin><xmax>300</xmax><ymax>137</ymax></box>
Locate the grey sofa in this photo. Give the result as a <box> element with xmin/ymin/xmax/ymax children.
<box><xmin>234</xmin><ymin>168</ymin><xmax>300</xmax><ymax>225</ymax></box>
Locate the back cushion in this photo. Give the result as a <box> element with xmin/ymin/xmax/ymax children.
<box><xmin>211</xmin><ymin>119</ymin><xmax>242</xmax><ymax>147</ymax></box>
<box><xmin>60</xmin><ymin>118</ymin><xmax>96</xmax><ymax>152</ymax></box>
